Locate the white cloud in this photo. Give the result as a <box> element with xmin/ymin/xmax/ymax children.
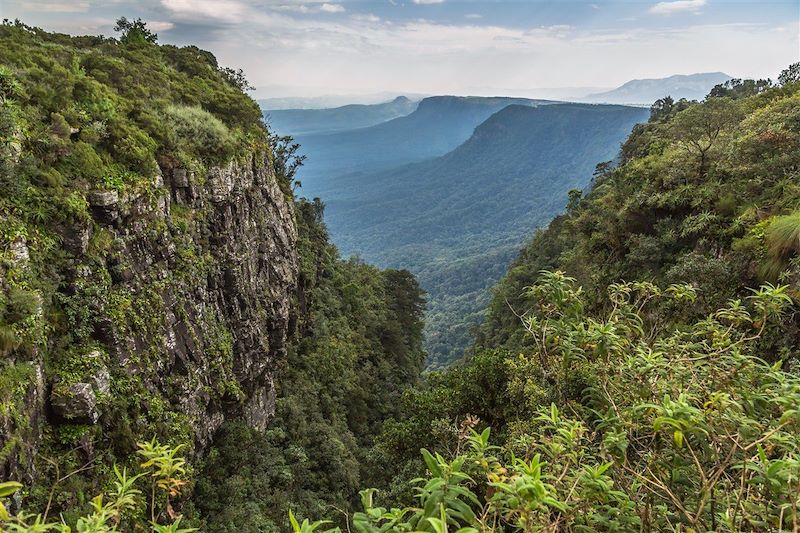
<box><xmin>649</xmin><ymin>0</ymin><xmax>706</xmax><ymax>15</ymax></box>
<box><xmin>352</xmin><ymin>13</ymin><xmax>381</xmax><ymax>23</ymax></box>
<box><xmin>147</xmin><ymin>20</ymin><xmax>176</xmax><ymax>32</ymax></box>
<box><xmin>320</xmin><ymin>3</ymin><xmax>345</xmax><ymax>13</ymax></box>
<box><xmin>464</xmin><ymin>13</ymin><xmax>482</xmax><ymax>19</ymax></box>
<box><xmin>20</xmin><ymin>1</ymin><xmax>89</xmax><ymax>12</ymax></box>
<box><xmin>412</xmin><ymin>0</ymin><xmax>445</xmax><ymax>4</ymax></box>
<box><xmin>160</xmin><ymin>0</ymin><xmax>247</xmax><ymax>23</ymax></box>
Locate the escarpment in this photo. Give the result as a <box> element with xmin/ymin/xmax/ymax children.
<box><xmin>0</xmin><ymin>153</ymin><xmax>298</xmax><ymax>483</ymax></box>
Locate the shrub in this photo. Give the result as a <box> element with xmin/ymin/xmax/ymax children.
<box><xmin>164</xmin><ymin>104</ymin><xmax>236</xmax><ymax>164</ymax></box>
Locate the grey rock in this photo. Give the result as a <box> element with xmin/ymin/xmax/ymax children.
<box><xmin>51</xmin><ymin>383</ymin><xmax>99</xmax><ymax>423</ymax></box>
<box><xmin>4</xmin><ymin>151</ymin><xmax>298</xmax><ymax>481</ymax></box>
<box><xmin>88</xmin><ymin>190</ymin><xmax>119</xmax><ymax>207</ymax></box>
<box><xmin>9</xmin><ymin>237</ymin><xmax>29</xmax><ymax>266</ymax></box>
<box><xmin>172</xmin><ymin>168</ymin><xmax>189</xmax><ymax>187</ymax></box>
<box><xmin>92</xmin><ymin>368</ymin><xmax>111</xmax><ymax>396</ymax></box>
<box><xmin>62</xmin><ymin>222</ymin><xmax>91</xmax><ymax>256</ymax></box>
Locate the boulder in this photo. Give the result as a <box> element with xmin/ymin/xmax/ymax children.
<box><xmin>51</xmin><ymin>383</ymin><xmax>99</xmax><ymax>423</ymax></box>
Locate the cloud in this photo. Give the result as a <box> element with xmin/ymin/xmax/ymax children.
<box><xmin>464</xmin><ymin>13</ymin><xmax>482</xmax><ymax>19</ymax></box>
<box><xmin>320</xmin><ymin>3</ymin><xmax>345</xmax><ymax>13</ymax></box>
<box><xmin>19</xmin><ymin>1</ymin><xmax>89</xmax><ymax>12</ymax></box>
<box><xmin>412</xmin><ymin>0</ymin><xmax>445</xmax><ymax>4</ymax></box>
<box><xmin>649</xmin><ymin>0</ymin><xmax>706</xmax><ymax>15</ymax></box>
<box><xmin>352</xmin><ymin>13</ymin><xmax>381</xmax><ymax>23</ymax></box>
<box><xmin>147</xmin><ymin>20</ymin><xmax>176</xmax><ymax>32</ymax></box>
<box><xmin>160</xmin><ymin>0</ymin><xmax>247</xmax><ymax>23</ymax></box>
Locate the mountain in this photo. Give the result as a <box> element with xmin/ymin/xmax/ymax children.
<box><xmin>263</xmin><ymin>96</ymin><xmax>419</xmax><ymax>136</ymax></box>
<box><xmin>359</xmin><ymin>73</ymin><xmax>800</xmax><ymax>532</ymax></box>
<box><xmin>256</xmin><ymin>92</ymin><xmax>427</xmax><ymax>110</ymax></box>
<box><xmin>316</xmin><ymin>103</ymin><xmax>649</xmax><ymax>368</ymax></box>
<box><xmin>0</xmin><ymin>21</ymin><xmax>423</xmax><ymax>531</ymax></box>
<box><xmin>581</xmin><ymin>72</ymin><xmax>732</xmax><ymax>104</ymax></box>
<box><xmin>294</xmin><ymin>95</ymin><xmax>555</xmax><ymax>189</ymax></box>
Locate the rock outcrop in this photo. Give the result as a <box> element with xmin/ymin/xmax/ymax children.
<box><xmin>0</xmin><ymin>152</ymin><xmax>297</xmax><ymax>482</ymax></box>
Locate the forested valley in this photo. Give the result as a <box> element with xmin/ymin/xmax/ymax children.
<box><xmin>1</xmin><ymin>17</ymin><xmax>800</xmax><ymax>533</ymax></box>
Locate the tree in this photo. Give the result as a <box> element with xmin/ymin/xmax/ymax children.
<box><xmin>220</xmin><ymin>67</ymin><xmax>254</xmax><ymax>92</ymax></box>
<box><xmin>114</xmin><ymin>17</ymin><xmax>158</xmax><ymax>45</ymax></box>
<box><xmin>707</xmin><ymin>78</ymin><xmax>772</xmax><ymax>99</ymax></box>
<box><xmin>649</xmin><ymin>96</ymin><xmax>674</xmax><ymax>122</ymax></box>
<box><xmin>268</xmin><ymin>131</ymin><xmax>306</xmax><ymax>188</ymax></box>
<box><xmin>778</xmin><ymin>62</ymin><xmax>800</xmax><ymax>86</ymax></box>
<box><xmin>669</xmin><ymin>97</ymin><xmax>740</xmax><ymax>176</ymax></box>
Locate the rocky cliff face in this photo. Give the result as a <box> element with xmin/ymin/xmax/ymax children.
<box><xmin>0</xmin><ymin>152</ymin><xmax>297</xmax><ymax>483</ymax></box>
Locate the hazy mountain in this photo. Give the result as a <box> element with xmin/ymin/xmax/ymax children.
<box><xmin>256</xmin><ymin>92</ymin><xmax>427</xmax><ymax>110</ymax></box>
<box><xmin>296</xmin><ymin>95</ymin><xmax>555</xmax><ymax>191</ymax></box>
<box><xmin>581</xmin><ymin>72</ymin><xmax>732</xmax><ymax>105</ymax></box>
<box><xmin>263</xmin><ymin>96</ymin><xmax>419</xmax><ymax>136</ymax></box>
<box><xmin>308</xmin><ymin>103</ymin><xmax>649</xmax><ymax>368</ymax></box>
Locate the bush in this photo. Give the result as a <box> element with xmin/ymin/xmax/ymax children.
<box><xmin>164</xmin><ymin>104</ymin><xmax>236</xmax><ymax>164</ymax></box>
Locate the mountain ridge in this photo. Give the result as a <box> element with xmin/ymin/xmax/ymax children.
<box><xmin>581</xmin><ymin>71</ymin><xmax>733</xmax><ymax>104</ymax></box>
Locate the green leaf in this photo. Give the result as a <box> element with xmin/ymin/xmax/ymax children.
<box><xmin>420</xmin><ymin>449</ymin><xmax>442</xmax><ymax>478</ymax></box>
<box><xmin>673</xmin><ymin>430</ymin><xmax>684</xmax><ymax>448</ymax></box>
<box><xmin>289</xmin><ymin>510</ymin><xmax>301</xmax><ymax>532</ymax></box>
<box><xmin>0</xmin><ymin>481</ymin><xmax>22</xmax><ymax>498</ymax></box>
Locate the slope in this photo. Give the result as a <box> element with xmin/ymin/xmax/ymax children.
<box><xmin>263</xmin><ymin>96</ymin><xmax>419</xmax><ymax>136</ymax></box>
<box><xmin>349</xmin><ymin>72</ymin><xmax>800</xmax><ymax>533</ymax></box>
<box><xmin>581</xmin><ymin>72</ymin><xmax>732</xmax><ymax>104</ymax></box>
<box><xmin>321</xmin><ymin>103</ymin><xmax>650</xmax><ymax>368</ymax></box>
<box><xmin>294</xmin><ymin>95</ymin><xmax>553</xmax><ymax>191</ymax></box>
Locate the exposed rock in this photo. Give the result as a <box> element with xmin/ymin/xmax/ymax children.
<box><xmin>88</xmin><ymin>190</ymin><xmax>119</xmax><ymax>207</ymax></box>
<box><xmin>172</xmin><ymin>168</ymin><xmax>189</xmax><ymax>187</ymax></box>
<box><xmin>51</xmin><ymin>383</ymin><xmax>99</xmax><ymax>423</ymax></box>
<box><xmin>62</xmin><ymin>221</ymin><xmax>91</xmax><ymax>256</ymax></box>
<box><xmin>2</xmin><ymin>150</ymin><xmax>297</xmax><ymax>482</ymax></box>
<box><xmin>88</xmin><ymin>190</ymin><xmax>120</xmax><ymax>226</ymax></box>
<box><xmin>9</xmin><ymin>237</ymin><xmax>29</xmax><ymax>266</ymax></box>
<box><xmin>92</xmin><ymin>368</ymin><xmax>111</xmax><ymax>396</ymax></box>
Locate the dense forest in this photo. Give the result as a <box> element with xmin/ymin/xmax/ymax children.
<box><xmin>1</xmin><ymin>16</ymin><xmax>800</xmax><ymax>533</ymax></box>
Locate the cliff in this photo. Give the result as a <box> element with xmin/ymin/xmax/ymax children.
<box><xmin>0</xmin><ymin>22</ymin><xmax>297</xmax><ymax>490</ymax></box>
<box><xmin>1</xmin><ymin>151</ymin><xmax>298</xmax><ymax>482</ymax></box>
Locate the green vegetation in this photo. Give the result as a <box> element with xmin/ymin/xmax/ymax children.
<box><xmin>287</xmin><ymin>69</ymin><xmax>800</xmax><ymax>530</ymax></box>
<box><xmin>194</xmin><ymin>198</ymin><xmax>425</xmax><ymax>532</ymax></box>
<box><xmin>1</xmin><ymin>19</ymin><xmax>425</xmax><ymax>532</ymax></box>
<box><xmin>3</xmin><ymin>14</ymin><xmax>800</xmax><ymax>533</ymax></box>
<box><xmin>294</xmin><ymin>274</ymin><xmax>800</xmax><ymax>531</ymax></box>
<box><xmin>1</xmin><ymin>440</ymin><xmax>192</xmax><ymax>532</ymax></box>
<box><xmin>320</xmin><ymin>103</ymin><xmax>648</xmax><ymax>369</ymax></box>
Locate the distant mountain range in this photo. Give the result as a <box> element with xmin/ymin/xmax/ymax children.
<box><xmin>294</xmin><ymin>100</ymin><xmax>648</xmax><ymax>367</ymax></box>
<box><xmin>294</xmin><ymin>96</ymin><xmax>555</xmax><ymax>191</ymax></box>
<box><xmin>269</xmin><ymin>75</ymin><xmax>730</xmax><ymax>366</ymax></box>
<box><xmin>264</xmin><ymin>96</ymin><xmax>419</xmax><ymax>136</ymax></box>
<box><xmin>580</xmin><ymin>72</ymin><xmax>732</xmax><ymax>104</ymax></box>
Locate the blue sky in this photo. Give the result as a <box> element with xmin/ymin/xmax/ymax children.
<box><xmin>3</xmin><ymin>0</ymin><xmax>799</xmax><ymax>98</ymax></box>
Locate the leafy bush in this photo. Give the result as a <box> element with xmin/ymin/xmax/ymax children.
<box><xmin>164</xmin><ymin>104</ymin><xmax>236</xmax><ymax>164</ymax></box>
<box><xmin>298</xmin><ymin>272</ymin><xmax>800</xmax><ymax>532</ymax></box>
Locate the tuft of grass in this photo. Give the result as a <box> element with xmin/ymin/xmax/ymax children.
<box><xmin>762</xmin><ymin>210</ymin><xmax>800</xmax><ymax>279</ymax></box>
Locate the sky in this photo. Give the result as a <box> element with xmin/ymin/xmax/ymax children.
<box><xmin>2</xmin><ymin>0</ymin><xmax>799</xmax><ymax>99</ymax></box>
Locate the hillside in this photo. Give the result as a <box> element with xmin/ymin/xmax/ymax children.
<box><xmin>4</xmin><ymin>15</ymin><xmax>800</xmax><ymax>533</ymax></box>
<box><xmin>294</xmin><ymin>95</ymin><xmax>553</xmax><ymax>189</ymax></box>
<box><xmin>581</xmin><ymin>72</ymin><xmax>732</xmax><ymax>104</ymax></box>
<box><xmin>323</xmin><ymin>103</ymin><xmax>649</xmax><ymax>368</ymax></box>
<box><xmin>263</xmin><ymin>96</ymin><xmax>419</xmax><ymax>136</ymax></box>
<box><xmin>0</xmin><ymin>20</ymin><xmax>424</xmax><ymax>532</ymax></box>
<box><xmin>329</xmin><ymin>71</ymin><xmax>800</xmax><ymax>532</ymax></box>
